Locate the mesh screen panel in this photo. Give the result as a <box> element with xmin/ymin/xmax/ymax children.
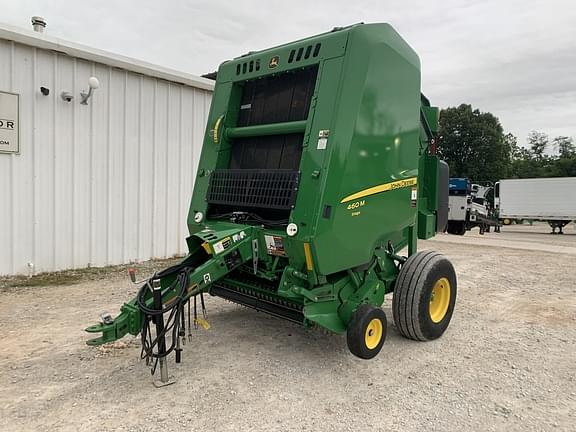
<box><xmin>207</xmin><ymin>169</ymin><xmax>300</xmax><ymax>210</ymax></box>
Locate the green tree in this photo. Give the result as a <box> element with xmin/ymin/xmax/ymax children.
<box><xmin>527</xmin><ymin>131</ymin><xmax>549</xmax><ymax>161</ymax></box>
<box><xmin>508</xmin><ymin>133</ymin><xmax>536</xmax><ymax>178</ymax></box>
<box><xmin>508</xmin><ymin>131</ymin><xmax>576</xmax><ymax>178</ymax></box>
<box><xmin>437</xmin><ymin>104</ymin><xmax>510</xmax><ymax>183</ymax></box>
<box><xmin>551</xmin><ymin>136</ymin><xmax>576</xmax><ymax>176</ymax></box>
<box><xmin>553</xmin><ymin>136</ymin><xmax>576</xmax><ymax>158</ymax></box>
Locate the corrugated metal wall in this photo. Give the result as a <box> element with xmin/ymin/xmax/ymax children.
<box><xmin>0</xmin><ymin>39</ymin><xmax>212</xmax><ymax>275</ymax></box>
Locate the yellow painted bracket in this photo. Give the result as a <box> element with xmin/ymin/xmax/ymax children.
<box><xmin>212</xmin><ymin>115</ymin><xmax>224</xmax><ymax>144</ymax></box>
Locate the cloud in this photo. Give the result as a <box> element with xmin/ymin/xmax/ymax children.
<box><xmin>1</xmin><ymin>0</ymin><xmax>574</xmax><ymax>143</ymax></box>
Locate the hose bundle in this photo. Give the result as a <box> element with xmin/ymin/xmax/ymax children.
<box><xmin>137</xmin><ymin>266</ymin><xmax>192</xmax><ymax>374</ymax></box>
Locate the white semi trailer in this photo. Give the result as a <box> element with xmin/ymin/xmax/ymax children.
<box><xmin>494</xmin><ymin>177</ymin><xmax>576</xmax><ymax>234</ymax></box>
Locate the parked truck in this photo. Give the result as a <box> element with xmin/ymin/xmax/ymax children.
<box><xmin>494</xmin><ymin>177</ymin><xmax>576</xmax><ymax>234</ymax></box>
<box><xmin>447</xmin><ymin>178</ymin><xmax>469</xmax><ymax>235</ymax></box>
<box><xmin>447</xmin><ymin>178</ymin><xmax>498</xmax><ymax>235</ymax></box>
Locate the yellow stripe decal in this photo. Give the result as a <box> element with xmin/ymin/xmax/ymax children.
<box><xmin>303</xmin><ymin>243</ymin><xmax>314</xmax><ymax>272</ymax></box>
<box><xmin>340</xmin><ymin>177</ymin><xmax>417</xmax><ymax>203</ymax></box>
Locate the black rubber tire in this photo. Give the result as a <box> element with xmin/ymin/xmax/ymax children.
<box><xmin>447</xmin><ymin>221</ymin><xmax>464</xmax><ymax>235</ymax></box>
<box><xmin>392</xmin><ymin>250</ymin><xmax>457</xmax><ymax>341</ymax></box>
<box><xmin>346</xmin><ymin>304</ymin><xmax>387</xmax><ymax>359</ymax></box>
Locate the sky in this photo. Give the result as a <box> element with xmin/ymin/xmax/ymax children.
<box><xmin>1</xmin><ymin>0</ymin><xmax>575</xmax><ymax>147</ymax></box>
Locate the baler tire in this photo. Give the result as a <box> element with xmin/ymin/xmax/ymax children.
<box><xmin>346</xmin><ymin>304</ymin><xmax>387</xmax><ymax>359</ymax></box>
<box><xmin>392</xmin><ymin>250</ymin><xmax>457</xmax><ymax>341</ymax></box>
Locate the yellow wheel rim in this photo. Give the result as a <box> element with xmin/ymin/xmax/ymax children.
<box><xmin>364</xmin><ymin>318</ymin><xmax>383</xmax><ymax>349</ymax></box>
<box><xmin>503</xmin><ymin>218</ymin><xmax>511</xmax><ymax>225</ymax></box>
<box><xmin>429</xmin><ymin>277</ymin><xmax>451</xmax><ymax>323</ymax></box>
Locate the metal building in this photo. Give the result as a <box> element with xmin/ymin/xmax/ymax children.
<box><xmin>0</xmin><ymin>21</ymin><xmax>214</xmax><ymax>275</ymax></box>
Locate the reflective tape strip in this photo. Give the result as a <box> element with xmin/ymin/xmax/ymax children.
<box><xmin>303</xmin><ymin>243</ymin><xmax>314</xmax><ymax>272</ymax></box>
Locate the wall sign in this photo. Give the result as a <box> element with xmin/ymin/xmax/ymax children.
<box><xmin>0</xmin><ymin>91</ymin><xmax>19</xmax><ymax>154</ymax></box>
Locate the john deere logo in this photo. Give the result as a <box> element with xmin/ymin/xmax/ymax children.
<box><xmin>269</xmin><ymin>56</ymin><xmax>279</xmax><ymax>69</ymax></box>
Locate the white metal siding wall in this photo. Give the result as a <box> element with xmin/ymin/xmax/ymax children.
<box><xmin>0</xmin><ymin>39</ymin><xmax>211</xmax><ymax>275</ymax></box>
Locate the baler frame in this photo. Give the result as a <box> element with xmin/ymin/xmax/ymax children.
<box><xmin>86</xmin><ymin>23</ymin><xmax>457</xmax><ymax>379</ymax></box>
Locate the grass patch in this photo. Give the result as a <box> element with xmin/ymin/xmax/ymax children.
<box><xmin>0</xmin><ymin>257</ymin><xmax>182</xmax><ymax>291</ymax></box>
<box><xmin>5</xmin><ymin>273</ymin><xmax>82</xmax><ymax>288</ymax></box>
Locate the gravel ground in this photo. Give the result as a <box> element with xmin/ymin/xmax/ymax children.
<box><xmin>0</xmin><ymin>223</ymin><xmax>575</xmax><ymax>432</ymax></box>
